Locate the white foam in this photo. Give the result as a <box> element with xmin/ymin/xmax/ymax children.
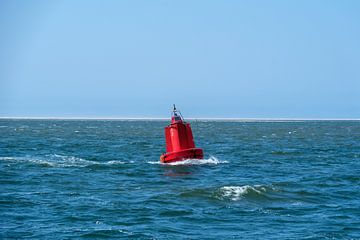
<box><xmin>219</xmin><ymin>185</ymin><xmax>266</xmax><ymax>201</ymax></box>
<box><xmin>0</xmin><ymin>157</ymin><xmax>15</xmax><ymax>160</ymax></box>
<box><xmin>51</xmin><ymin>154</ymin><xmax>126</xmax><ymax>166</ymax></box>
<box><xmin>0</xmin><ymin>155</ymin><xmax>125</xmax><ymax>167</ymax></box>
<box><xmin>50</xmin><ymin>154</ymin><xmax>96</xmax><ymax>167</ymax></box>
<box><xmin>147</xmin><ymin>156</ymin><xmax>227</xmax><ymax>165</ymax></box>
<box><xmin>104</xmin><ymin>160</ymin><xmax>126</xmax><ymax>165</ymax></box>
<box><xmin>0</xmin><ymin>156</ymin><xmax>57</xmax><ymax>167</ymax></box>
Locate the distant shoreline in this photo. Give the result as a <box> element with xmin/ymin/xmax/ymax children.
<box><xmin>0</xmin><ymin>117</ymin><xmax>359</xmax><ymax>121</ymax></box>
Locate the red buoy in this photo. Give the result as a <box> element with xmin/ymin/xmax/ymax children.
<box><xmin>160</xmin><ymin>105</ymin><xmax>204</xmax><ymax>163</ymax></box>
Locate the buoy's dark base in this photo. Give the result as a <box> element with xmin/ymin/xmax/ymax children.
<box><xmin>160</xmin><ymin>148</ymin><xmax>203</xmax><ymax>163</ymax></box>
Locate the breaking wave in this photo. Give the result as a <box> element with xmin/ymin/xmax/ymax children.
<box><xmin>147</xmin><ymin>156</ymin><xmax>227</xmax><ymax>165</ymax></box>
<box><xmin>0</xmin><ymin>154</ymin><xmax>125</xmax><ymax>168</ymax></box>
<box><xmin>216</xmin><ymin>185</ymin><xmax>269</xmax><ymax>201</ymax></box>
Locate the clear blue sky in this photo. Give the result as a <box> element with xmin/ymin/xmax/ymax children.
<box><xmin>1</xmin><ymin>0</ymin><xmax>359</xmax><ymax>118</ymax></box>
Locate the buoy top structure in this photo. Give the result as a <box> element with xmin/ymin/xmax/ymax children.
<box><xmin>160</xmin><ymin>105</ymin><xmax>204</xmax><ymax>163</ymax></box>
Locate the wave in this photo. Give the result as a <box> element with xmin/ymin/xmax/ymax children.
<box><xmin>216</xmin><ymin>185</ymin><xmax>269</xmax><ymax>201</ymax></box>
<box><xmin>147</xmin><ymin>156</ymin><xmax>227</xmax><ymax>165</ymax></box>
<box><xmin>0</xmin><ymin>156</ymin><xmax>56</xmax><ymax>167</ymax></box>
<box><xmin>0</xmin><ymin>154</ymin><xmax>125</xmax><ymax>168</ymax></box>
<box><xmin>178</xmin><ymin>184</ymin><xmax>274</xmax><ymax>202</ymax></box>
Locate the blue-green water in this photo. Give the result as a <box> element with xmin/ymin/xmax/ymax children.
<box><xmin>1</xmin><ymin>119</ymin><xmax>359</xmax><ymax>239</ymax></box>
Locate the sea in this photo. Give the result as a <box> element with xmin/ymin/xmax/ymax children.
<box><xmin>1</xmin><ymin>119</ymin><xmax>359</xmax><ymax>239</ymax></box>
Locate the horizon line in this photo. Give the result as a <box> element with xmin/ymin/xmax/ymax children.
<box><xmin>0</xmin><ymin>116</ymin><xmax>359</xmax><ymax>121</ymax></box>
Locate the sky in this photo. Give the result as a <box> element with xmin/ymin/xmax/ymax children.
<box><xmin>1</xmin><ymin>0</ymin><xmax>359</xmax><ymax>118</ymax></box>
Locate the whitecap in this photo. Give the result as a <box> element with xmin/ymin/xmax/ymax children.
<box><xmin>0</xmin><ymin>156</ymin><xmax>56</xmax><ymax>167</ymax></box>
<box><xmin>0</xmin><ymin>156</ymin><xmax>15</xmax><ymax>161</ymax></box>
<box><xmin>49</xmin><ymin>154</ymin><xmax>96</xmax><ymax>167</ymax></box>
<box><xmin>103</xmin><ymin>160</ymin><xmax>126</xmax><ymax>165</ymax></box>
<box><xmin>147</xmin><ymin>161</ymin><xmax>161</xmax><ymax>165</ymax></box>
<box><xmin>291</xmin><ymin>201</ymin><xmax>303</xmax><ymax>206</ymax></box>
<box><xmin>50</xmin><ymin>154</ymin><xmax>127</xmax><ymax>167</ymax></box>
<box><xmin>147</xmin><ymin>156</ymin><xmax>228</xmax><ymax>165</ymax></box>
<box><xmin>1</xmin><ymin>155</ymin><xmax>125</xmax><ymax>167</ymax></box>
<box><xmin>218</xmin><ymin>185</ymin><xmax>267</xmax><ymax>201</ymax></box>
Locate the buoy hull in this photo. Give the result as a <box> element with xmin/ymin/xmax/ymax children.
<box><xmin>160</xmin><ymin>105</ymin><xmax>204</xmax><ymax>163</ymax></box>
<box><xmin>160</xmin><ymin>148</ymin><xmax>203</xmax><ymax>163</ymax></box>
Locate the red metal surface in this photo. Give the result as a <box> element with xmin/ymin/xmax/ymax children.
<box><xmin>160</xmin><ymin>148</ymin><xmax>203</xmax><ymax>163</ymax></box>
<box><xmin>160</xmin><ymin>106</ymin><xmax>204</xmax><ymax>163</ymax></box>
